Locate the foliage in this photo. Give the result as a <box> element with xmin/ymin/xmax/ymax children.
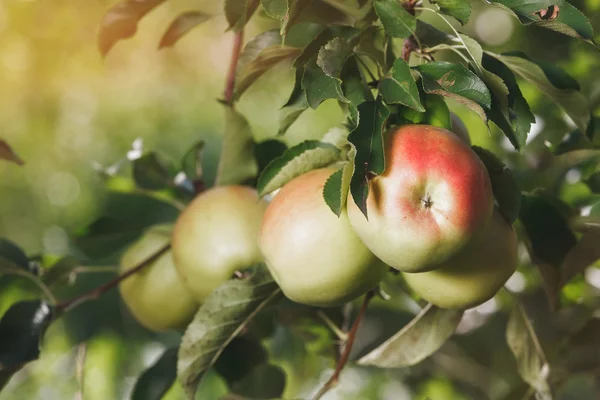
<box><xmin>1</xmin><ymin>0</ymin><xmax>600</xmax><ymax>399</ymax></box>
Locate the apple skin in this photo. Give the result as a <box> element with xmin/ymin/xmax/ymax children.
<box><xmin>347</xmin><ymin>124</ymin><xmax>493</xmax><ymax>273</ymax></box>
<box><xmin>402</xmin><ymin>209</ymin><xmax>518</xmax><ymax>309</ymax></box>
<box><xmin>450</xmin><ymin>112</ymin><xmax>471</xmax><ymax>144</ymax></box>
<box><xmin>259</xmin><ymin>168</ymin><xmax>388</xmax><ymax>307</ymax></box>
<box><xmin>172</xmin><ymin>186</ymin><xmax>268</xmax><ymax>303</ymax></box>
<box><xmin>119</xmin><ymin>225</ymin><xmax>199</xmax><ymax>332</ymax></box>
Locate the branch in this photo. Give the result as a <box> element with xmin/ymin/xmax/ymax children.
<box><xmin>55</xmin><ymin>243</ymin><xmax>171</xmax><ymax>313</ymax></box>
<box><xmin>223</xmin><ymin>30</ymin><xmax>244</xmax><ymax>105</ymax></box>
<box><xmin>311</xmin><ymin>290</ymin><xmax>375</xmax><ymax>400</ymax></box>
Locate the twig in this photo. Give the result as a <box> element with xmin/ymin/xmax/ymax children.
<box><xmin>74</xmin><ymin>343</ymin><xmax>87</xmax><ymax>400</ymax></box>
<box><xmin>311</xmin><ymin>290</ymin><xmax>375</xmax><ymax>400</ymax></box>
<box><xmin>401</xmin><ymin>1</ymin><xmax>418</xmax><ymax>63</ymax></box>
<box><xmin>2</xmin><ymin>267</ymin><xmax>57</xmax><ymax>304</ymax></box>
<box><xmin>317</xmin><ymin>311</ymin><xmax>348</xmax><ymax>341</ymax></box>
<box><xmin>402</xmin><ymin>38</ymin><xmax>415</xmax><ymax>63</ymax></box>
<box><xmin>223</xmin><ymin>30</ymin><xmax>244</xmax><ymax>105</ymax></box>
<box><xmin>55</xmin><ymin>244</ymin><xmax>171</xmax><ymax>313</ymax></box>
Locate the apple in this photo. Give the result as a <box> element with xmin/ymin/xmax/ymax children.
<box><xmin>119</xmin><ymin>225</ymin><xmax>198</xmax><ymax>332</ymax></box>
<box><xmin>259</xmin><ymin>168</ymin><xmax>388</xmax><ymax>307</ymax></box>
<box><xmin>348</xmin><ymin>124</ymin><xmax>493</xmax><ymax>273</ymax></box>
<box><xmin>450</xmin><ymin>112</ymin><xmax>471</xmax><ymax>144</ymax></box>
<box><xmin>402</xmin><ymin>209</ymin><xmax>518</xmax><ymax>309</ymax></box>
<box><xmin>172</xmin><ymin>185</ymin><xmax>268</xmax><ymax>303</ymax></box>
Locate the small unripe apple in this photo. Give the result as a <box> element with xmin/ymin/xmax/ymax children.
<box><xmin>402</xmin><ymin>209</ymin><xmax>517</xmax><ymax>309</ymax></box>
<box><xmin>259</xmin><ymin>168</ymin><xmax>388</xmax><ymax>307</ymax></box>
<box><xmin>119</xmin><ymin>225</ymin><xmax>198</xmax><ymax>332</ymax></box>
<box><xmin>450</xmin><ymin>112</ymin><xmax>471</xmax><ymax>144</ymax></box>
<box><xmin>172</xmin><ymin>186</ymin><xmax>268</xmax><ymax>303</ymax></box>
<box><xmin>348</xmin><ymin>124</ymin><xmax>493</xmax><ymax>273</ymax></box>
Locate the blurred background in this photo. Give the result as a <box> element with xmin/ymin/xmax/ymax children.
<box><xmin>1</xmin><ymin>0</ymin><xmax>599</xmax><ymax>399</ymax></box>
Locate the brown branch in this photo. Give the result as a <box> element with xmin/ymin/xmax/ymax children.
<box><xmin>311</xmin><ymin>290</ymin><xmax>375</xmax><ymax>400</ymax></box>
<box><xmin>402</xmin><ymin>36</ymin><xmax>418</xmax><ymax>63</ymax></box>
<box><xmin>55</xmin><ymin>243</ymin><xmax>171</xmax><ymax>313</ymax></box>
<box><xmin>223</xmin><ymin>30</ymin><xmax>244</xmax><ymax>105</ymax></box>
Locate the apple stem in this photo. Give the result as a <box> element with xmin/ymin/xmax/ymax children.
<box><xmin>317</xmin><ymin>311</ymin><xmax>349</xmax><ymax>341</ymax></box>
<box><xmin>55</xmin><ymin>243</ymin><xmax>171</xmax><ymax>313</ymax></box>
<box><xmin>311</xmin><ymin>290</ymin><xmax>375</xmax><ymax>400</ymax></box>
<box><xmin>223</xmin><ymin>30</ymin><xmax>244</xmax><ymax>105</ymax></box>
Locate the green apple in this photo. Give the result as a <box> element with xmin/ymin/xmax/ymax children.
<box><xmin>119</xmin><ymin>225</ymin><xmax>198</xmax><ymax>332</ymax></box>
<box><xmin>259</xmin><ymin>168</ymin><xmax>388</xmax><ymax>307</ymax></box>
<box><xmin>402</xmin><ymin>209</ymin><xmax>518</xmax><ymax>309</ymax></box>
<box><xmin>348</xmin><ymin>124</ymin><xmax>493</xmax><ymax>273</ymax></box>
<box><xmin>450</xmin><ymin>112</ymin><xmax>471</xmax><ymax>144</ymax></box>
<box><xmin>172</xmin><ymin>185</ymin><xmax>268</xmax><ymax>303</ymax></box>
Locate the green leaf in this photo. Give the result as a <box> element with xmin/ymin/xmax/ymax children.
<box><xmin>519</xmin><ymin>193</ymin><xmax>577</xmax><ymax>267</ymax></box>
<box><xmin>235</xmin><ymin>46</ymin><xmax>301</xmax><ymax>100</ymax></box>
<box><xmin>584</xmin><ymin>171</ymin><xmax>600</xmax><ymax>193</ymax></box>
<box><xmin>414</xmin><ymin>62</ymin><xmax>491</xmax><ymax>121</ymax></box>
<box><xmin>215</xmin><ymin>107</ymin><xmax>258</xmax><ymax>186</ymax></box>
<box><xmin>302</xmin><ymin>58</ymin><xmax>349</xmax><ymax>109</ymax></box>
<box><xmin>491</xmin><ymin>52</ymin><xmax>590</xmax><ymax>133</ymax></box>
<box><xmin>294</xmin><ymin>28</ymin><xmax>334</xmax><ymax>68</ymax></box>
<box><xmin>456</xmin><ymin>33</ymin><xmax>511</xmax><ymax>116</ymax></box>
<box><xmin>237</xmin><ymin>30</ymin><xmax>282</xmax><ymax>71</ymax></box>
<box><xmin>421</xmin><ymin>92</ymin><xmax>451</xmax><ymax>129</ymax></box>
<box><xmin>180</xmin><ymin>141</ymin><xmax>205</xmax><ymax>181</ymax></box>
<box><xmin>506</xmin><ymin>304</ymin><xmax>552</xmax><ymax>400</ymax></box>
<box><xmin>482</xmin><ymin>54</ymin><xmax>535</xmax><ymax>150</ymax></box>
<box><xmin>472</xmin><ymin>146</ymin><xmax>521</xmax><ymax>223</ymax></box>
<box><xmin>560</xmin><ymin>228</ymin><xmax>600</xmax><ymax>287</ymax></box>
<box><xmin>0</xmin><ymin>239</ymin><xmax>30</xmax><ymax>272</ymax></box>
<box><xmin>254</xmin><ymin>139</ymin><xmax>287</xmax><ymax>174</ymax></box>
<box><xmin>132</xmin><ymin>347</ymin><xmax>178</xmax><ymax>400</ymax></box>
<box><xmin>374</xmin><ymin>0</ymin><xmax>416</xmax><ymax>39</ymax></box>
<box><xmin>379</xmin><ymin>57</ymin><xmax>424</xmax><ymax>111</ymax></box>
<box><xmin>261</xmin><ymin>0</ymin><xmax>287</xmax><ymax>19</ymax></box>
<box><xmin>214</xmin><ymin>337</ymin><xmax>267</xmax><ymax>384</ymax></box>
<box><xmin>40</xmin><ymin>256</ymin><xmax>80</xmax><ymax>288</ymax></box>
<box><xmin>278</xmin><ymin>67</ymin><xmax>309</xmax><ymax>136</ymax></box>
<box><xmin>357</xmin><ymin>304</ymin><xmax>463</xmax><ymax>368</ymax></box>
<box><xmin>133</xmin><ymin>153</ymin><xmax>172</xmax><ymax>190</ymax></box>
<box><xmin>177</xmin><ymin>267</ymin><xmax>281</xmax><ymax>399</ymax></box>
<box><xmin>348</xmin><ymin>99</ymin><xmax>390</xmax><ymax>218</ymax></box>
<box><xmin>486</xmin><ymin>0</ymin><xmax>596</xmax><ymax>45</ymax></box>
<box><xmin>317</xmin><ymin>38</ymin><xmax>352</xmax><ymax>81</ymax></box>
<box><xmin>323</xmin><ymin>163</ymin><xmax>353</xmax><ymax>217</ymax></box>
<box><xmin>281</xmin><ymin>0</ymin><xmax>313</xmax><ymax>35</ymax></box>
<box><xmin>97</xmin><ymin>0</ymin><xmax>167</xmax><ymax>57</ymax></box>
<box><xmin>414</xmin><ymin>20</ymin><xmax>453</xmax><ymax>48</ymax></box>
<box><xmin>340</xmin><ymin>57</ymin><xmax>374</xmax><ymax>129</ymax></box>
<box><xmin>0</xmin><ymin>139</ymin><xmax>24</xmax><ymax>166</ymax></box>
<box><xmin>505</xmin><ymin>51</ymin><xmax>580</xmax><ymax>91</ymax></box>
<box><xmin>430</xmin><ymin>0</ymin><xmax>471</xmax><ymax>25</ymax></box>
<box><xmin>257</xmin><ymin>140</ymin><xmax>341</xmax><ymax>196</ymax></box>
<box><xmin>73</xmin><ymin>192</ymin><xmax>180</xmax><ymax>261</ymax></box>
<box><xmin>293</xmin><ymin>26</ymin><xmax>359</xmax><ymax>68</ymax></box>
<box><xmin>0</xmin><ymin>300</ymin><xmax>55</xmax><ymax>370</ymax></box>
<box><xmin>158</xmin><ymin>11</ymin><xmax>211</xmax><ymax>49</ymax></box>
<box><xmin>225</xmin><ymin>0</ymin><xmax>260</xmax><ymax>31</ymax></box>
<box><xmin>229</xmin><ymin>364</ymin><xmax>286</xmax><ymax>399</ymax></box>
<box><xmin>396</xmin><ymin>86</ymin><xmax>451</xmax><ymax>130</ymax></box>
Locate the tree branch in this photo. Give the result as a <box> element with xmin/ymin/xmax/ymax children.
<box><xmin>55</xmin><ymin>243</ymin><xmax>171</xmax><ymax>313</ymax></box>
<box><xmin>311</xmin><ymin>290</ymin><xmax>375</xmax><ymax>400</ymax></box>
<box><xmin>223</xmin><ymin>30</ymin><xmax>244</xmax><ymax>105</ymax></box>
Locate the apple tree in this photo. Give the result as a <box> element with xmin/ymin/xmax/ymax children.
<box><xmin>1</xmin><ymin>0</ymin><xmax>600</xmax><ymax>399</ymax></box>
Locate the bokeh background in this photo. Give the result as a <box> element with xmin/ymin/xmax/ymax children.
<box><xmin>1</xmin><ymin>0</ymin><xmax>600</xmax><ymax>399</ymax></box>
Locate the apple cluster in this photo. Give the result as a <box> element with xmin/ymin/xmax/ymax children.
<box><xmin>118</xmin><ymin>123</ymin><xmax>517</xmax><ymax>332</ymax></box>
